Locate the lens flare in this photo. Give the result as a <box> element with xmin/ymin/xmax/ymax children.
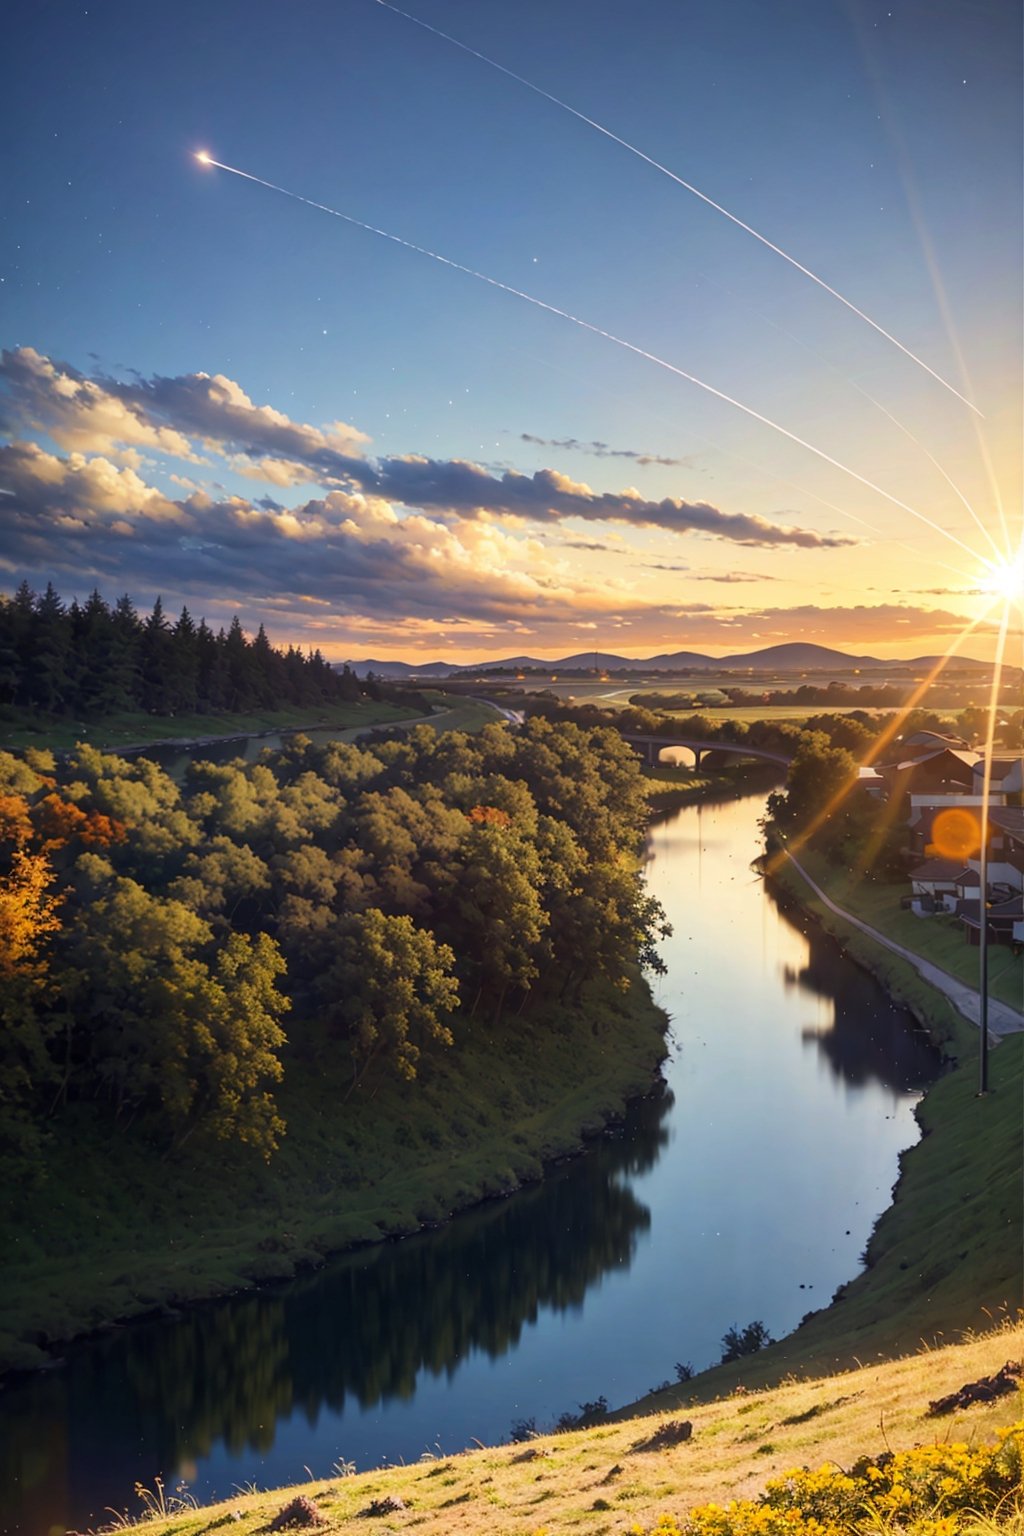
<box><xmin>928</xmin><ymin>807</ymin><xmax>983</xmax><ymax>862</ymax></box>
<box><xmin>979</xmin><ymin>547</ymin><xmax>1024</xmax><ymax>605</ymax></box>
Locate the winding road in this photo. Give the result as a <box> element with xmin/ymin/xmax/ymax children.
<box><xmin>779</xmin><ymin>845</ymin><xmax>1024</xmax><ymax>1040</ymax></box>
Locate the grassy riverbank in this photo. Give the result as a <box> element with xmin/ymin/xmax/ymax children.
<box><xmin>0</xmin><ymin>698</ymin><xmax>422</xmax><ymax>754</ymax></box>
<box><xmin>95</xmin><ymin>1322</ymin><xmax>1024</xmax><ymax>1535</ymax></box>
<box><xmin>778</xmin><ymin>846</ymin><xmax>1023</xmax><ymax>1014</ymax></box>
<box><xmin>643</xmin><ymin>761</ymin><xmax>782</xmax><ymax>812</ymax></box>
<box><xmin>0</xmin><ymin>978</ymin><xmax>667</xmax><ymax>1377</ymax></box>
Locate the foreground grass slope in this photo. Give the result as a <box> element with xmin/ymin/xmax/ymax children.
<box><xmin>107</xmin><ymin>1323</ymin><xmax>1024</xmax><ymax>1535</ymax></box>
<box><xmin>0</xmin><ymin>980</ymin><xmax>666</xmax><ymax>1375</ymax></box>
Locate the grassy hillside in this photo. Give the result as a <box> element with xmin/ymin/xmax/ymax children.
<box><xmin>0</xmin><ymin>979</ymin><xmax>667</xmax><ymax>1375</ymax></box>
<box><xmin>0</xmin><ymin>698</ymin><xmax>421</xmax><ymax>753</ymax></box>
<box><xmin>101</xmin><ymin>1322</ymin><xmax>1024</xmax><ymax>1534</ymax></box>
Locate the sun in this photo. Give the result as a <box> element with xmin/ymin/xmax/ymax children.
<box><xmin>979</xmin><ymin>547</ymin><xmax>1024</xmax><ymax>606</ymax></box>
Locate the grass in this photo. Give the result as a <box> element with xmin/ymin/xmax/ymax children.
<box><xmin>643</xmin><ymin>762</ymin><xmax>783</xmax><ymax>812</ymax></box>
<box><xmin>779</xmin><ymin>849</ymin><xmax>1023</xmax><ymax>1017</ymax></box>
<box><xmin>91</xmin><ymin>1321</ymin><xmax>1024</xmax><ymax>1535</ymax></box>
<box><xmin>0</xmin><ymin>699</ymin><xmax>422</xmax><ymax>753</ymax></box>
<box><xmin>413</xmin><ymin>696</ymin><xmax>512</xmax><ymax>734</ymax></box>
<box><xmin>0</xmin><ymin>978</ymin><xmax>668</xmax><ymax>1375</ymax></box>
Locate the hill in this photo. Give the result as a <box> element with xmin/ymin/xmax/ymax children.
<box><xmin>106</xmin><ymin>1321</ymin><xmax>1024</xmax><ymax>1535</ymax></box>
<box><xmin>342</xmin><ymin>644</ymin><xmax>997</xmax><ymax>679</ymax></box>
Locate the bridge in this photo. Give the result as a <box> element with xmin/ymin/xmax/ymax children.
<box><xmin>620</xmin><ymin>733</ymin><xmax>792</xmax><ymax>770</ymax></box>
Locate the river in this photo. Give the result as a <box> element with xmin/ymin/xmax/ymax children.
<box><xmin>0</xmin><ymin>787</ymin><xmax>942</xmax><ymax>1534</ymax></box>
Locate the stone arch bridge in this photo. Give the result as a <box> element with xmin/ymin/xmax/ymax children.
<box><xmin>620</xmin><ymin>733</ymin><xmax>792</xmax><ymax>770</ymax></box>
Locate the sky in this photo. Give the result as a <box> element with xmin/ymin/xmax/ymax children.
<box><xmin>1</xmin><ymin>0</ymin><xmax>1021</xmax><ymax>663</ymax></box>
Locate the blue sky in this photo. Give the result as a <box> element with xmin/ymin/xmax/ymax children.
<box><xmin>1</xmin><ymin>0</ymin><xmax>1020</xmax><ymax>659</ymax></box>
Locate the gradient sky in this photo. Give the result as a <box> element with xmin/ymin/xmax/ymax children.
<box><xmin>1</xmin><ymin>0</ymin><xmax>1021</xmax><ymax>662</ymax></box>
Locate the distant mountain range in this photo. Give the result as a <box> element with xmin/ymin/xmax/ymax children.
<box><xmin>341</xmin><ymin>642</ymin><xmax>994</xmax><ymax>679</ymax></box>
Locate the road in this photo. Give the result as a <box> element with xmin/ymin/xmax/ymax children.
<box><xmin>779</xmin><ymin>845</ymin><xmax>1024</xmax><ymax>1040</ymax></box>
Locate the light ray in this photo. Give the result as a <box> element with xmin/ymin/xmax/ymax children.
<box><xmin>849</xmin><ymin>382</ymin><xmax>1005</xmax><ymax>562</ymax></box>
<box><xmin>689</xmin><ymin>259</ymin><xmax>998</xmax><ymax>563</ymax></box>
<box><xmin>372</xmin><ymin>0</ymin><xmax>982</xmax><ymax>417</ymax></box>
<box><xmin>849</xmin><ymin>24</ymin><xmax>1012</xmax><ymax>552</ymax></box>
<box><xmin>764</xmin><ymin>599</ymin><xmax>1004</xmax><ymax>877</ymax></box>
<box><xmin>198</xmin><ymin>154</ymin><xmax>990</xmax><ymax>565</ymax></box>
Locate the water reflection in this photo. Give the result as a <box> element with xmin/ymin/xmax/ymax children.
<box><xmin>2</xmin><ymin>1088</ymin><xmax>669</xmax><ymax>1534</ymax></box>
<box><xmin>766</xmin><ymin>878</ymin><xmax>941</xmax><ymax>1093</ymax></box>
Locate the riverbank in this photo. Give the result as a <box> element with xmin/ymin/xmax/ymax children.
<box><xmin>0</xmin><ymin>976</ymin><xmax>668</xmax><ymax>1378</ymax></box>
<box><xmin>622</xmin><ymin>849</ymin><xmax>1022</xmax><ymax>1414</ymax></box>
<box><xmin>642</xmin><ymin>759</ymin><xmax>782</xmax><ymax>811</ymax></box>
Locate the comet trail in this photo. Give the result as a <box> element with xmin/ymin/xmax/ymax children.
<box><xmin>372</xmin><ymin>0</ymin><xmax>981</xmax><ymax>418</ymax></box>
<box><xmin>198</xmin><ymin>153</ymin><xmax>985</xmax><ymax>563</ymax></box>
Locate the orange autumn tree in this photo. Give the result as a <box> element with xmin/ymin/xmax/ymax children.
<box><xmin>0</xmin><ymin>848</ymin><xmax>64</xmax><ymax>1168</ymax></box>
<box><xmin>0</xmin><ymin>848</ymin><xmax>62</xmax><ymax>981</ymax></box>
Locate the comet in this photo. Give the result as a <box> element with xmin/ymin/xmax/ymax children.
<box><xmin>198</xmin><ymin>151</ymin><xmax>984</xmax><ymax>563</ymax></box>
<box><xmin>195</xmin><ymin>150</ymin><xmax>212</xmax><ymax>165</ymax></box>
<box><xmin>372</xmin><ymin>0</ymin><xmax>982</xmax><ymax>418</ymax></box>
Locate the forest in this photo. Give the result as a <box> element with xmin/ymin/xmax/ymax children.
<box><xmin>0</xmin><ymin>580</ymin><xmax>385</xmax><ymax>718</ymax></box>
<box><xmin>0</xmin><ymin>716</ymin><xmax>668</xmax><ymax>1176</ymax></box>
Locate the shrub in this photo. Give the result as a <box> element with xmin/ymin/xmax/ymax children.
<box><xmin>630</xmin><ymin>1421</ymin><xmax>1024</xmax><ymax>1536</ymax></box>
<box><xmin>720</xmin><ymin>1320</ymin><xmax>774</xmax><ymax>1363</ymax></box>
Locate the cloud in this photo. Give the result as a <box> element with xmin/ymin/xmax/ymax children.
<box><xmin>0</xmin><ymin>347</ymin><xmax>198</xmax><ymax>460</ymax></box>
<box><xmin>900</xmin><ymin>586</ymin><xmax>987</xmax><ymax>597</ymax></box>
<box><xmin>0</xmin><ymin>349</ymin><xmax>851</xmax><ymax>550</ymax></box>
<box><xmin>360</xmin><ymin>457</ymin><xmax>851</xmax><ymax>548</ymax></box>
<box><xmin>0</xmin><ymin>441</ymin><xmax>666</xmax><ymax>634</ymax></box>
<box><xmin>643</xmin><ymin>565</ymin><xmax>777</xmax><ymax>581</ymax></box>
<box><xmin>731</xmin><ymin>603</ymin><xmax>990</xmax><ymax>643</ymax></box>
<box><xmin>0</xmin><ymin>346</ymin><xmax>370</xmax><ymax>466</ymax></box>
<box><xmin>519</xmin><ymin>433</ymin><xmax>691</xmax><ymax>468</ymax></box>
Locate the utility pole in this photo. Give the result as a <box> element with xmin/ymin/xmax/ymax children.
<box><xmin>978</xmin><ymin>796</ymin><xmax>989</xmax><ymax>1094</ymax></box>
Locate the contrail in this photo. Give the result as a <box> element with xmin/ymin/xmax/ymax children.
<box><xmin>372</xmin><ymin>0</ymin><xmax>982</xmax><ymax>418</ymax></box>
<box><xmin>199</xmin><ymin>154</ymin><xmax>984</xmax><ymax>562</ymax></box>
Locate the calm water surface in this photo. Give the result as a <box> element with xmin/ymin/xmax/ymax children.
<box><xmin>2</xmin><ymin>789</ymin><xmax>941</xmax><ymax>1534</ymax></box>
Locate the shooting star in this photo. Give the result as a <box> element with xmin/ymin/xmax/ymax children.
<box><xmin>372</xmin><ymin>0</ymin><xmax>982</xmax><ymax>418</ymax></box>
<box><xmin>195</xmin><ymin>152</ymin><xmax>985</xmax><ymax>563</ymax></box>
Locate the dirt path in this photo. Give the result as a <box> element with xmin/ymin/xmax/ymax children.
<box><xmin>780</xmin><ymin>846</ymin><xmax>1023</xmax><ymax>1040</ymax></box>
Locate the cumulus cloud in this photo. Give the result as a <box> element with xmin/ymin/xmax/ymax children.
<box><xmin>0</xmin><ymin>348</ymin><xmax>198</xmax><ymax>461</ymax></box>
<box><xmin>0</xmin><ymin>347</ymin><xmax>370</xmax><ymax>466</ymax></box>
<box><xmin>0</xmin><ymin>348</ymin><xmax>852</xmax><ymax>550</ymax></box>
<box><xmin>519</xmin><ymin>432</ymin><xmax>691</xmax><ymax>468</ymax></box>
<box><xmin>0</xmin><ymin>440</ymin><xmax>665</xmax><ymax>634</ymax></box>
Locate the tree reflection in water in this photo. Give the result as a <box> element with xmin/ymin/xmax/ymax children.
<box><xmin>766</xmin><ymin>878</ymin><xmax>941</xmax><ymax>1093</ymax></box>
<box><xmin>1</xmin><ymin>1085</ymin><xmax>670</xmax><ymax>1534</ymax></box>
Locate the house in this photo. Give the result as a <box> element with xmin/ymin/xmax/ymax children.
<box><xmin>956</xmin><ymin>892</ymin><xmax>1024</xmax><ymax>948</ymax></box>
<box><xmin>876</xmin><ymin>745</ymin><xmax>979</xmax><ymax>808</ymax></box>
<box><xmin>985</xmin><ymin>806</ymin><xmax>1024</xmax><ymax>893</ymax></box>
<box><xmin>971</xmin><ymin>755</ymin><xmax>1023</xmax><ymax>807</ymax></box>
<box><xmin>907</xmin><ymin>856</ymin><xmax>964</xmax><ymax>914</ymax></box>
